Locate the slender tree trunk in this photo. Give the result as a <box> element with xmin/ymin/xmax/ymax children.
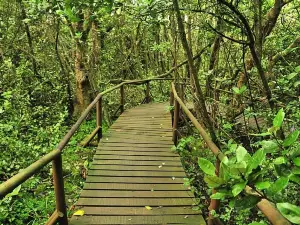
<box><xmin>172</xmin><ymin>0</ymin><xmax>218</xmax><ymax>143</ymax></box>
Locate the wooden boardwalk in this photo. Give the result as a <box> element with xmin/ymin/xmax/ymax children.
<box><xmin>70</xmin><ymin>103</ymin><xmax>205</xmax><ymax>225</ymax></box>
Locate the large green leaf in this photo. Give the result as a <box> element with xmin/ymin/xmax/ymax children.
<box><xmin>295</xmin><ymin>65</ymin><xmax>300</xmax><ymax>73</ymax></box>
<box><xmin>283</xmin><ymin>130</ymin><xmax>300</xmax><ymax>147</ymax></box>
<box><xmin>277</xmin><ymin>203</ymin><xmax>300</xmax><ymax>224</ymax></box>
<box><xmin>273</xmin><ymin>156</ymin><xmax>287</xmax><ymax>165</ymax></box>
<box><xmin>268</xmin><ymin>177</ymin><xmax>289</xmax><ymax>196</ymax></box>
<box><xmin>204</xmin><ymin>175</ymin><xmax>224</xmax><ymax>188</ymax></box>
<box><xmin>248</xmin><ymin>222</ymin><xmax>267</xmax><ymax>225</ymax></box>
<box><xmin>236</xmin><ymin>146</ymin><xmax>248</xmax><ymax>162</ymax></box>
<box><xmin>289</xmin><ymin>174</ymin><xmax>300</xmax><ymax>184</ymax></box>
<box><xmin>210</xmin><ymin>192</ymin><xmax>227</xmax><ymax>200</ymax></box>
<box><xmin>198</xmin><ymin>158</ymin><xmax>216</xmax><ymax>176</ymax></box>
<box><xmin>260</xmin><ymin>140</ymin><xmax>279</xmax><ymax>153</ymax></box>
<box><xmin>293</xmin><ymin>157</ymin><xmax>300</xmax><ymax>167</ymax></box>
<box><xmin>233</xmin><ymin>196</ymin><xmax>260</xmax><ymax>210</ymax></box>
<box><xmin>246</xmin><ymin>149</ymin><xmax>266</xmax><ymax>175</ymax></box>
<box><xmin>232</xmin><ymin>181</ymin><xmax>246</xmax><ymax>197</ymax></box>
<box><xmin>255</xmin><ymin>181</ymin><xmax>271</xmax><ymax>190</ymax></box>
<box><xmin>273</xmin><ymin>108</ymin><xmax>285</xmax><ymax>128</ymax></box>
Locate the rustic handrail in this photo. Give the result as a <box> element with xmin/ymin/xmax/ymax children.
<box><xmin>0</xmin><ymin>78</ymin><xmax>171</xmax><ymax>225</ymax></box>
<box><xmin>170</xmin><ymin>82</ymin><xmax>290</xmax><ymax>225</ymax></box>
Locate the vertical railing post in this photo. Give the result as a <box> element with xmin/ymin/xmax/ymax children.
<box><xmin>172</xmin><ymin>99</ymin><xmax>179</xmax><ymax>145</ymax></box>
<box><xmin>146</xmin><ymin>81</ymin><xmax>150</xmax><ymax>103</ymax></box>
<box><xmin>170</xmin><ymin>85</ymin><xmax>175</xmax><ymax>125</ymax></box>
<box><xmin>120</xmin><ymin>85</ymin><xmax>125</xmax><ymax>113</ymax></box>
<box><xmin>52</xmin><ymin>154</ymin><xmax>68</xmax><ymax>225</ymax></box>
<box><xmin>96</xmin><ymin>97</ymin><xmax>102</xmax><ymax>142</ymax></box>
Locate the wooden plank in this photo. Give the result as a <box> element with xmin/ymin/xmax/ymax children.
<box><xmin>77</xmin><ymin>198</ymin><xmax>195</xmax><ymax>206</ymax></box>
<box><xmin>95</xmin><ymin>151</ymin><xmax>177</xmax><ymax>156</ymax></box>
<box><xmin>100</xmin><ymin>139</ymin><xmax>173</xmax><ymax>145</ymax></box>
<box><xmin>70</xmin><ymin>215</ymin><xmax>205</xmax><ymax>225</ymax></box>
<box><xmin>92</xmin><ymin>160</ymin><xmax>182</xmax><ymax>166</ymax></box>
<box><xmin>80</xmin><ymin>190</ymin><xmax>191</xmax><ymax>198</ymax></box>
<box><xmin>88</xmin><ymin>170</ymin><xmax>186</xmax><ymax>177</ymax></box>
<box><xmin>99</xmin><ymin>143</ymin><xmax>174</xmax><ymax>148</ymax></box>
<box><xmin>96</xmin><ymin>146</ymin><xmax>175</xmax><ymax>152</ymax></box>
<box><xmin>89</xmin><ymin>165</ymin><xmax>184</xmax><ymax>171</ymax></box>
<box><xmin>93</xmin><ymin>155</ymin><xmax>180</xmax><ymax>161</ymax></box>
<box><xmin>83</xmin><ymin>183</ymin><xmax>189</xmax><ymax>191</ymax></box>
<box><xmin>75</xmin><ymin>206</ymin><xmax>200</xmax><ymax>215</ymax></box>
<box><xmin>86</xmin><ymin>176</ymin><xmax>185</xmax><ymax>183</ymax></box>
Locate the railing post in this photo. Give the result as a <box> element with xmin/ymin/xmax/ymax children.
<box><xmin>146</xmin><ymin>81</ymin><xmax>150</xmax><ymax>103</ymax></box>
<box><xmin>52</xmin><ymin>154</ymin><xmax>68</xmax><ymax>225</ymax></box>
<box><xmin>170</xmin><ymin>85</ymin><xmax>175</xmax><ymax>125</ymax></box>
<box><xmin>120</xmin><ymin>85</ymin><xmax>125</xmax><ymax>113</ymax></box>
<box><xmin>96</xmin><ymin>97</ymin><xmax>102</xmax><ymax>142</ymax></box>
<box><xmin>172</xmin><ymin>99</ymin><xmax>179</xmax><ymax>145</ymax></box>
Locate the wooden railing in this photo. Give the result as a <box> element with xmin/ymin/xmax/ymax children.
<box><xmin>0</xmin><ymin>78</ymin><xmax>171</xmax><ymax>225</ymax></box>
<box><xmin>170</xmin><ymin>82</ymin><xmax>290</xmax><ymax>225</ymax></box>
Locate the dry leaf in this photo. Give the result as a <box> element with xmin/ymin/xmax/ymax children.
<box><xmin>73</xmin><ymin>210</ymin><xmax>85</xmax><ymax>216</ymax></box>
<box><xmin>145</xmin><ymin>206</ymin><xmax>152</xmax><ymax>210</ymax></box>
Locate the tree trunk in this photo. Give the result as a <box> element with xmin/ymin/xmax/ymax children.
<box><xmin>172</xmin><ymin>0</ymin><xmax>218</xmax><ymax>143</ymax></box>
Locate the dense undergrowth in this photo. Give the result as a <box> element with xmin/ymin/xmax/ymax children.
<box><xmin>176</xmin><ymin>107</ymin><xmax>300</xmax><ymax>225</ymax></box>
<box><xmin>0</xmin><ymin>112</ymin><xmax>107</xmax><ymax>225</ymax></box>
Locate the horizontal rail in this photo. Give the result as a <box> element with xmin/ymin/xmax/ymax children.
<box><xmin>170</xmin><ymin>82</ymin><xmax>290</xmax><ymax>225</ymax></box>
<box><xmin>0</xmin><ymin>149</ymin><xmax>61</xmax><ymax>198</ymax></box>
<box><xmin>171</xmin><ymin>83</ymin><xmax>225</xmax><ymax>161</ymax></box>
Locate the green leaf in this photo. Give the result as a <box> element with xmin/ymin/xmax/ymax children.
<box><xmin>294</xmin><ymin>81</ymin><xmax>300</xmax><ymax>88</ymax></box>
<box><xmin>204</xmin><ymin>175</ymin><xmax>224</xmax><ymax>188</ymax></box>
<box><xmin>232</xmin><ymin>182</ymin><xmax>246</xmax><ymax>197</ymax></box>
<box><xmin>210</xmin><ymin>192</ymin><xmax>227</xmax><ymax>200</ymax></box>
<box><xmin>277</xmin><ymin>203</ymin><xmax>300</xmax><ymax>224</ymax></box>
<box><xmin>287</xmin><ymin>72</ymin><xmax>298</xmax><ymax>80</ymax></box>
<box><xmin>255</xmin><ymin>181</ymin><xmax>271</xmax><ymax>190</ymax></box>
<box><xmin>236</xmin><ymin>146</ymin><xmax>248</xmax><ymax>162</ymax></box>
<box><xmin>273</xmin><ymin>108</ymin><xmax>285</xmax><ymax>128</ymax></box>
<box><xmin>247</xmin><ymin>149</ymin><xmax>266</xmax><ymax>173</ymax></box>
<box><xmin>232</xmin><ymin>87</ymin><xmax>240</xmax><ymax>94</ymax></box>
<box><xmin>295</xmin><ymin>65</ymin><xmax>300</xmax><ymax>73</ymax></box>
<box><xmin>260</xmin><ymin>140</ymin><xmax>279</xmax><ymax>153</ymax></box>
<box><xmin>293</xmin><ymin>157</ymin><xmax>300</xmax><ymax>167</ymax></box>
<box><xmin>283</xmin><ymin>130</ymin><xmax>299</xmax><ymax>147</ymax></box>
<box><xmin>239</xmin><ymin>85</ymin><xmax>247</xmax><ymax>94</ymax></box>
<box><xmin>289</xmin><ymin>174</ymin><xmax>300</xmax><ymax>184</ymax></box>
<box><xmin>198</xmin><ymin>158</ymin><xmax>216</xmax><ymax>176</ymax></box>
<box><xmin>273</xmin><ymin>157</ymin><xmax>287</xmax><ymax>165</ymax></box>
<box><xmin>233</xmin><ymin>196</ymin><xmax>260</xmax><ymax>210</ymax></box>
<box><xmin>268</xmin><ymin>177</ymin><xmax>289</xmax><ymax>196</ymax></box>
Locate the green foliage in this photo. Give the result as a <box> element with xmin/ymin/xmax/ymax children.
<box><xmin>198</xmin><ymin>109</ymin><xmax>300</xmax><ymax>224</ymax></box>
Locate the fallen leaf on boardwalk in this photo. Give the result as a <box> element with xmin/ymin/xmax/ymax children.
<box><xmin>151</xmin><ymin>188</ymin><xmax>154</xmax><ymax>191</ymax></box>
<box><xmin>172</xmin><ymin>177</ymin><xmax>176</xmax><ymax>180</ymax></box>
<box><xmin>184</xmin><ymin>215</ymin><xmax>189</xmax><ymax>218</ymax></box>
<box><xmin>73</xmin><ymin>210</ymin><xmax>85</xmax><ymax>216</ymax></box>
<box><xmin>158</xmin><ymin>165</ymin><xmax>162</xmax><ymax>168</ymax></box>
<box><xmin>162</xmin><ymin>162</ymin><xmax>165</xmax><ymax>165</ymax></box>
<box><xmin>145</xmin><ymin>206</ymin><xmax>152</xmax><ymax>210</ymax></box>
<box><xmin>106</xmin><ymin>138</ymin><xmax>108</xmax><ymax>140</ymax></box>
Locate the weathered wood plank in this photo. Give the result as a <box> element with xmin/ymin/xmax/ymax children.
<box><xmin>93</xmin><ymin>155</ymin><xmax>180</xmax><ymax>161</ymax></box>
<box><xmin>89</xmin><ymin>165</ymin><xmax>184</xmax><ymax>171</ymax></box>
<box><xmin>70</xmin><ymin>215</ymin><xmax>205</xmax><ymax>225</ymax></box>
<box><xmin>96</xmin><ymin>146</ymin><xmax>175</xmax><ymax>152</ymax></box>
<box><xmin>92</xmin><ymin>160</ymin><xmax>182</xmax><ymax>166</ymax></box>
<box><xmin>75</xmin><ymin>206</ymin><xmax>200</xmax><ymax>215</ymax></box>
<box><xmin>80</xmin><ymin>190</ymin><xmax>191</xmax><ymax>198</ymax></box>
<box><xmin>83</xmin><ymin>183</ymin><xmax>189</xmax><ymax>191</ymax></box>
<box><xmin>95</xmin><ymin>150</ymin><xmax>177</xmax><ymax>156</ymax></box>
<box><xmin>77</xmin><ymin>197</ymin><xmax>195</xmax><ymax>206</ymax></box>
<box><xmin>88</xmin><ymin>170</ymin><xmax>186</xmax><ymax>177</ymax></box>
<box><xmin>86</xmin><ymin>176</ymin><xmax>185</xmax><ymax>184</ymax></box>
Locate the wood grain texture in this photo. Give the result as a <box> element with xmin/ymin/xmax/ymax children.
<box><xmin>70</xmin><ymin>103</ymin><xmax>204</xmax><ymax>225</ymax></box>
